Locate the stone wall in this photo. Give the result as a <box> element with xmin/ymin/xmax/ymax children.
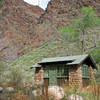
<box><xmin>90</xmin><ymin>66</ymin><xmax>96</xmax><ymax>84</ymax></box>
<box><xmin>69</xmin><ymin>65</ymin><xmax>83</xmax><ymax>87</ymax></box>
<box><xmin>34</xmin><ymin>67</ymin><xmax>44</xmax><ymax>86</ymax></box>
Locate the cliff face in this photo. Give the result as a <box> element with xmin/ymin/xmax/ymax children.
<box><xmin>0</xmin><ymin>0</ymin><xmax>60</xmax><ymax>61</ymax></box>
<box><xmin>0</xmin><ymin>0</ymin><xmax>100</xmax><ymax>61</ymax></box>
<box><xmin>39</xmin><ymin>0</ymin><xmax>100</xmax><ymax>27</ymax></box>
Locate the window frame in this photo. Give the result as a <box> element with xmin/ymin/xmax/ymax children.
<box><xmin>57</xmin><ymin>65</ymin><xmax>69</xmax><ymax>78</ymax></box>
<box><xmin>82</xmin><ymin>64</ymin><xmax>90</xmax><ymax>78</ymax></box>
<box><xmin>43</xmin><ymin>64</ymin><xmax>69</xmax><ymax>79</ymax></box>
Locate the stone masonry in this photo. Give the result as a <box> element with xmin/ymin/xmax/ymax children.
<box><xmin>69</xmin><ymin>65</ymin><xmax>83</xmax><ymax>87</ymax></box>
<box><xmin>34</xmin><ymin>65</ymin><xmax>96</xmax><ymax>87</ymax></box>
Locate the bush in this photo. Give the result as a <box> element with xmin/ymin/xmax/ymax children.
<box><xmin>87</xmin><ymin>47</ymin><xmax>100</xmax><ymax>63</ymax></box>
<box><xmin>9</xmin><ymin>68</ymin><xmax>24</xmax><ymax>88</ymax></box>
<box><xmin>58</xmin><ymin>26</ymin><xmax>79</xmax><ymax>42</ymax></box>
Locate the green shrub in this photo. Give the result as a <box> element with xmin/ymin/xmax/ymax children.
<box><xmin>0</xmin><ymin>61</ymin><xmax>4</xmax><ymax>72</ymax></box>
<box><xmin>87</xmin><ymin>47</ymin><xmax>100</xmax><ymax>83</ymax></box>
<box><xmin>87</xmin><ymin>47</ymin><xmax>100</xmax><ymax>63</ymax></box>
<box><xmin>0</xmin><ymin>0</ymin><xmax>3</xmax><ymax>8</ymax></box>
<box><xmin>58</xmin><ymin>26</ymin><xmax>78</xmax><ymax>42</ymax></box>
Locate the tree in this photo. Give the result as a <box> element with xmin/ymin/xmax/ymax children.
<box><xmin>72</xmin><ymin>6</ymin><xmax>100</xmax><ymax>53</ymax></box>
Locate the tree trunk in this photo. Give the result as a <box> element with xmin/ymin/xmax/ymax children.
<box><xmin>81</xmin><ymin>29</ymin><xmax>85</xmax><ymax>53</ymax></box>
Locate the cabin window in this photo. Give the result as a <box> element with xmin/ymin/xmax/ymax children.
<box><xmin>43</xmin><ymin>65</ymin><xmax>69</xmax><ymax>78</ymax></box>
<box><xmin>43</xmin><ymin>64</ymin><xmax>69</xmax><ymax>86</ymax></box>
<box><xmin>82</xmin><ymin>64</ymin><xmax>90</xmax><ymax>78</ymax></box>
<box><xmin>57</xmin><ymin>65</ymin><xmax>69</xmax><ymax>78</ymax></box>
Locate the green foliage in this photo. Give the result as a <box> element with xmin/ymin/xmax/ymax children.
<box><xmin>82</xmin><ymin>6</ymin><xmax>96</xmax><ymax>16</ymax></box>
<box><xmin>59</xmin><ymin>26</ymin><xmax>78</xmax><ymax>36</ymax></box>
<box><xmin>87</xmin><ymin>47</ymin><xmax>100</xmax><ymax>63</ymax></box>
<box><xmin>94</xmin><ymin>66</ymin><xmax>100</xmax><ymax>83</ymax></box>
<box><xmin>0</xmin><ymin>60</ymin><xmax>3</xmax><ymax>67</ymax></box>
<box><xmin>0</xmin><ymin>61</ymin><xmax>4</xmax><ymax>74</ymax></box>
<box><xmin>10</xmin><ymin>68</ymin><xmax>23</xmax><ymax>85</ymax></box>
<box><xmin>58</xmin><ymin>26</ymin><xmax>78</xmax><ymax>41</ymax></box>
<box><xmin>87</xmin><ymin>47</ymin><xmax>100</xmax><ymax>83</ymax></box>
<box><xmin>59</xmin><ymin>6</ymin><xmax>100</xmax><ymax>43</ymax></box>
<box><xmin>72</xmin><ymin>6</ymin><xmax>100</xmax><ymax>31</ymax></box>
<box><xmin>0</xmin><ymin>0</ymin><xmax>3</xmax><ymax>8</ymax></box>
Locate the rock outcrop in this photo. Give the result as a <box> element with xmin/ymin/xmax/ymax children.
<box><xmin>39</xmin><ymin>0</ymin><xmax>100</xmax><ymax>27</ymax></box>
<box><xmin>0</xmin><ymin>0</ymin><xmax>44</xmax><ymax>61</ymax></box>
<box><xmin>0</xmin><ymin>0</ymin><xmax>60</xmax><ymax>61</ymax></box>
<box><xmin>0</xmin><ymin>0</ymin><xmax>100</xmax><ymax>61</ymax></box>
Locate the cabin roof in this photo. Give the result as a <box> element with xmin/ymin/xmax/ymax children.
<box><xmin>39</xmin><ymin>55</ymin><xmax>88</xmax><ymax>64</ymax></box>
<box><xmin>34</xmin><ymin>54</ymin><xmax>97</xmax><ymax>69</ymax></box>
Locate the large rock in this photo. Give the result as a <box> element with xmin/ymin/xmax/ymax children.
<box><xmin>0</xmin><ymin>87</ymin><xmax>3</xmax><ymax>93</ymax></box>
<box><xmin>6</xmin><ymin>87</ymin><xmax>14</xmax><ymax>92</ymax></box>
<box><xmin>48</xmin><ymin>86</ymin><xmax>65</xmax><ymax>100</ymax></box>
<box><xmin>32</xmin><ymin>86</ymin><xmax>65</xmax><ymax>100</ymax></box>
<box><xmin>68</xmin><ymin>94</ymin><xmax>83</xmax><ymax>100</ymax></box>
<box><xmin>32</xmin><ymin>89</ymin><xmax>42</xmax><ymax>96</ymax></box>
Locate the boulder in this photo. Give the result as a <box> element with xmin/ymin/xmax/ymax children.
<box><xmin>32</xmin><ymin>90</ymin><xmax>37</xmax><ymax>96</ymax></box>
<box><xmin>32</xmin><ymin>89</ymin><xmax>42</xmax><ymax>96</ymax></box>
<box><xmin>32</xmin><ymin>86</ymin><xmax>65</xmax><ymax>100</ymax></box>
<box><xmin>0</xmin><ymin>87</ymin><xmax>3</xmax><ymax>93</ymax></box>
<box><xmin>48</xmin><ymin>86</ymin><xmax>65</xmax><ymax>100</ymax></box>
<box><xmin>68</xmin><ymin>94</ymin><xmax>83</xmax><ymax>100</ymax></box>
<box><xmin>6</xmin><ymin>87</ymin><xmax>14</xmax><ymax>92</ymax></box>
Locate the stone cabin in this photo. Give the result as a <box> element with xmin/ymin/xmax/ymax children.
<box><xmin>34</xmin><ymin>55</ymin><xmax>97</xmax><ymax>87</ymax></box>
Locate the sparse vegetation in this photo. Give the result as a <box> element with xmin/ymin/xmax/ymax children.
<box><xmin>72</xmin><ymin>6</ymin><xmax>100</xmax><ymax>53</ymax></box>
<box><xmin>59</xmin><ymin>6</ymin><xmax>100</xmax><ymax>53</ymax></box>
<box><xmin>0</xmin><ymin>0</ymin><xmax>2</xmax><ymax>8</ymax></box>
<box><xmin>58</xmin><ymin>26</ymin><xmax>78</xmax><ymax>42</ymax></box>
<box><xmin>87</xmin><ymin>47</ymin><xmax>100</xmax><ymax>63</ymax></box>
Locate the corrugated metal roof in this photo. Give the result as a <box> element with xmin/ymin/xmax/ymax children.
<box><xmin>38</xmin><ymin>55</ymin><xmax>88</xmax><ymax>65</ymax></box>
<box><xmin>34</xmin><ymin>54</ymin><xmax>97</xmax><ymax>69</ymax></box>
<box><xmin>67</xmin><ymin>55</ymin><xmax>88</xmax><ymax>65</ymax></box>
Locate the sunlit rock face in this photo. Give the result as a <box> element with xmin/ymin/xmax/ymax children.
<box><xmin>24</xmin><ymin>0</ymin><xmax>51</xmax><ymax>10</ymax></box>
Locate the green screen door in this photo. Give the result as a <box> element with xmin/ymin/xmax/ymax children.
<box><xmin>49</xmin><ymin>66</ymin><xmax>57</xmax><ymax>85</ymax></box>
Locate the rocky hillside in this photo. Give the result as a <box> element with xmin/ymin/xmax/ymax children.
<box><xmin>0</xmin><ymin>0</ymin><xmax>100</xmax><ymax>62</ymax></box>
<box><xmin>0</xmin><ymin>0</ymin><xmax>60</xmax><ymax>61</ymax></box>
<box><xmin>0</xmin><ymin>0</ymin><xmax>100</xmax><ymax>84</ymax></box>
<box><xmin>39</xmin><ymin>0</ymin><xmax>100</xmax><ymax>27</ymax></box>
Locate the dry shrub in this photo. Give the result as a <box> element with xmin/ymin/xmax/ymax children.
<box><xmin>12</xmin><ymin>91</ymin><xmax>31</xmax><ymax>100</ymax></box>
<box><xmin>83</xmin><ymin>84</ymin><xmax>100</xmax><ymax>96</ymax></box>
<box><xmin>91</xmin><ymin>84</ymin><xmax>100</xmax><ymax>97</ymax></box>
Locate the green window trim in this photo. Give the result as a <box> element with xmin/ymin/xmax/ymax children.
<box><xmin>82</xmin><ymin>64</ymin><xmax>90</xmax><ymax>78</ymax></box>
<box><xmin>43</xmin><ymin>64</ymin><xmax>69</xmax><ymax>79</ymax></box>
<box><xmin>57</xmin><ymin>65</ymin><xmax>69</xmax><ymax>78</ymax></box>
